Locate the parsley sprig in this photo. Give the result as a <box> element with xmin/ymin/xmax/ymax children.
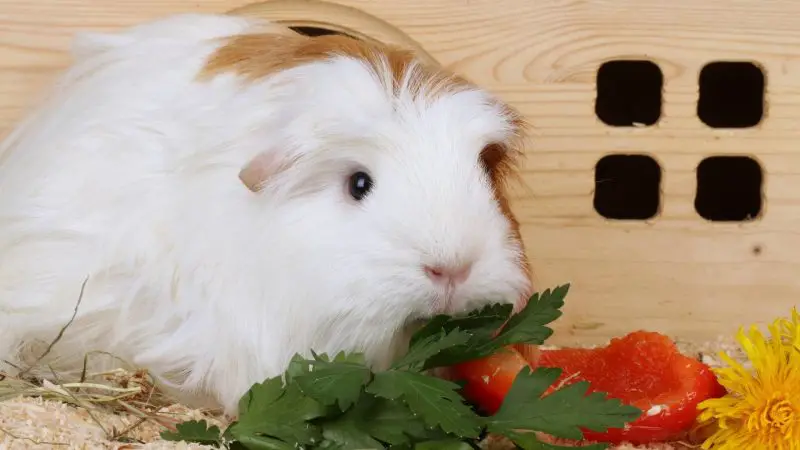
<box><xmin>161</xmin><ymin>284</ymin><xmax>642</xmax><ymax>449</ymax></box>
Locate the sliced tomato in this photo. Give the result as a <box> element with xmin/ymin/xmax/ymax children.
<box><xmin>450</xmin><ymin>331</ymin><xmax>727</xmax><ymax>445</ymax></box>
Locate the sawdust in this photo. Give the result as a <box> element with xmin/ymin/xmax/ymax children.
<box><xmin>0</xmin><ymin>337</ymin><xmax>743</xmax><ymax>449</ymax></box>
<box><xmin>0</xmin><ymin>396</ymin><xmax>219</xmax><ymax>450</ymax></box>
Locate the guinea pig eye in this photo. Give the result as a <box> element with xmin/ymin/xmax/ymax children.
<box><xmin>348</xmin><ymin>171</ymin><xmax>373</xmax><ymax>201</ymax></box>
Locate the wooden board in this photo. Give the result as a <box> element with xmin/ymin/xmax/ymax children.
<box><xmin>2</xmin><ymin>0</ymin><xmax>799</xmax><ymax>346</ymax></box>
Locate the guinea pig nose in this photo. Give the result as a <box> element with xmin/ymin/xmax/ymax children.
<box><xmin>423</xmin><ymin>263</ymin><xmax>473</xmax><ymax>286</ymax></box>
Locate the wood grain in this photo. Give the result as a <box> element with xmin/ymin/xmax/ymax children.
<box><xmin>2</xmin><ymin>0</ymin><xmax>799</xmax><ymax>345</ymax></box>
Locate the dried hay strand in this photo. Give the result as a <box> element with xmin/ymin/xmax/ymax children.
<box><xmin>0</xmin><ymin>368</ymin><xmax>227</xmax><ymax>449</ymax></box>
<box><xmin>0</xmin><ymin>352</ymin><xmax>229</xmax><ymax>449</ymax></box>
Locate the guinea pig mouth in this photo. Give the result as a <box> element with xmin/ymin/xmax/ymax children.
<box><xmin>431</xmin><ymin>287</ymin><xmax>457</xmax><ymax>315</ymax></box>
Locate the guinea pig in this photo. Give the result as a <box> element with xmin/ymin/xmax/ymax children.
<box><xmin>0</xmin><ymin>13</ymin><xmax>533</xmax><ymax>415</ymax></box>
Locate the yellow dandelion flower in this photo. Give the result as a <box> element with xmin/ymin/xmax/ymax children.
<box><xmin>697</xmin><ymin>307</ymin><xmax>800</xmax><ymax>450</ymax></box>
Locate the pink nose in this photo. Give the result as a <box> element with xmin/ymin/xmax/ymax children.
<box><xmin>424</xmin><ymin>263</ymin><xmax>473</xmax><ymax>286</ymax></box>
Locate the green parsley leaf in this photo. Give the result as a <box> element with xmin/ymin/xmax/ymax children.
<box><xmin>228</xmin><ymin>377</ymin><xmax>326</xmax><ymax>446</ymax></box>
<box><xmin>410</xmin><ymin>285</ymin><xmax>570</xmax><ymax>370</ymax></box>
<box><xmin>494</xmin><ymin>284</ymin><xmax>569</xmax><ymax>346</ymax></box>
<box><xmin>411</xmin><ymin>439</ymin><xmax>475</xmax><ymax>450</ymax></box>
<box><xmin>285</xmin><ymin>353</ymin><xmax>313</xmax><ymax>381</ymax></box>
<box><xmin>502</xmin><ymin>431</ymin><xmax>607</xmax><ymax>450</ymax></box>
<box><xmin>408</xmin><ymin>303</ymin><xmax>513</xmax><ymax>348</ymax></box>
<box><xmin>234</xmin><ymin>434</ymin><xmax>300</xmax><ymax>450</ymax></box>
<box><xmin>319</xmin><ymin>393</ymin><xmax>443</xmax><ymax>448</ymax></box>
<box><xmin>319</xmin><ymin>421</ymin><xmax>386</xmax><ymax>449</ymax></box>
<box><xmin>411</xmin><ymin>308</ymin><xmax>512</xmax><ymax>370</ymax></box>
<box><xmin>486</xmin><ymin>365</ymin><xmax>642</xmax><ymax>441</ymax></box>
<box><xmin>160</xmin><ymin>419</ymin><xmax>221</xmax><ymax>445</ymax></box>
<box><xmin>237</xmin><ymin>376</ymin><xmax>285</xmax><ymax>418</ymax></box>
<box><xmin>365</xmin><ymin>370</ymin><xmax>482</xmax><ymax>438</ymax></box>
<box><xmin>291</xmin><ymin>351</ymin><xmax>373</xmax><ymax>411</ymax></box>
<box><xmin>391</xmin><ymin>328</ymin><xmax>472</xmax><ymax>370</ymax></box>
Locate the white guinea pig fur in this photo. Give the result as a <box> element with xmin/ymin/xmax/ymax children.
<box><xmin>0</xmin><ymin>13</ymin><xmax>533</xmax><ymax>415</ymax></box>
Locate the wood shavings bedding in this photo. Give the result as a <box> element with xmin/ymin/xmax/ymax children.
<box><xmin>0</xmin><ymin>338</ymin><xmax>743</xmax><ymax>450</ymax></box>
<box><xmin>0</xmin><ymin>397</ymin><xmax>218</xmax><ymax>449</ymax></box>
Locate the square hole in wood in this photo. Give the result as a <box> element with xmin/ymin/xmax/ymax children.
<box><xmin>698</xmin><ymin>62</ymin><xmax>765</xmax><ymax>128</ymax></box>
<box><xmin>595</xmin><ymin>60</ymin><xmax>663</xmax><ymax>127</ymax></box>
<box><xmin>695</xmin><ymin>156</ymin><xmax>763</xmax><ymax>221</ymax></box>
<box><xmin>593</xmin><ymin>154</ymin><xmax>662</xmax><ymax>220</ymax></box>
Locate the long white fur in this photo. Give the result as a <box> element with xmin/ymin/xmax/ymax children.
<box><xmin>0</xmin><ymin>13</ymin><xmax>530</xmax><ymax>414</ymax></box>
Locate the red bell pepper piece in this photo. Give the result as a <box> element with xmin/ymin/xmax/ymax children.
<box><xmin>449</xmin><ymin>331</ymin><xmax>727</xmax><ymax>445</ymax></box>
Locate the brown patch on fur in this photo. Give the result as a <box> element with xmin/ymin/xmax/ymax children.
<box><xmin>200</xmin><ymin>31</ymin><xmax>472</xmax><ymax>100</ymax></box>
<box><xmin>480</xmin><ymin>108</ymin><xmax>533</xmax><ymax>294</ymax></box>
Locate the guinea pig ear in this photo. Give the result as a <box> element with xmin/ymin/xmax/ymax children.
<box><xmin>238</xmin><ymin>151</ymin><xmax>295</xmax><ymax>193</ymax></box>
